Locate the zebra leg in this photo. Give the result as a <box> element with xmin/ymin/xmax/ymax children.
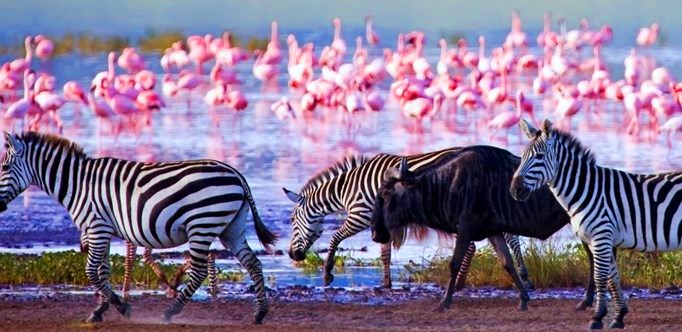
<box><xmin>607</xmin><ymin>252</ymin><xmax>628</xmax><ymax>329</ymax></box>
<box><xmin>323</xmin><ymin>223</ymin><xmax>361</xmax><ymax>286</ymax></box>
<box><xmin>588</xmin><ymin>239</ymin><xmax>613</xmax><ymax>330</ymax></box>
<box><xmin>99</xmin><ymin>249</ymin><xmax>131</xmax><ymax>318</ymax></box>
<box><xmin>122</xmin><ymin>242</ymin><xmax>136</xmax><ymax>300</ymax></box>
<box><xmin>504</xmin><ymin>233</ymin><xmax>533</xmax><ymax>289</ymax></box>
<box><xmin>142</xmin><ymin>247</ymin><xmax>172</xmax><ymax>294</ymax></box>
<box><xmin>489</xmin><ymin>234</ymin><xmax>530</xmax><ymax>311</ymax></box>
<box><xmin>576</xmin><ymin>242</ymin><xmax>596</xmax><ymax>311</ymax></box>
<box><xmin>84</xmin><ymin>233</ymin><xmax>129</xmax><ymax>323</ymax></box>
<box><xmin>162</xmin><ymin>241</ymin><xmax>210</xmax><ymax>323</ymax></box>
<box><xmin>453</xmin><ymin>242</ymin><xmax>476</xmax><ymax>291</ymax></box>
<box><xmin>380</xmin><ymin>243</ymin><xmax>392</xmax><ymax>288</ymax></box>
<box><xmin>436</xmin><ymin>232</ymin><xmax>472</xmax><ymax>311</ymax></box>
<box><xmin>167</xmin><ymin>253</ymin><xmax>192</xmax><ymax>299</ymax></box>
<box><xmin>207</xmin><ymin>253</ymin><xmax>219</xmax><ymax>299</ymax></box>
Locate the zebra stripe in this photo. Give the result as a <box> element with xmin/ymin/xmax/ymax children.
<box><xmin>0</xmin><ymin>132</ymin><xmax>275</xmax><ymax>324</ymax></box>
<box><xmin>511</xmin><ymin>119</ymin><xmax>682</xmax><ymax>329</ymax></box>
<box><xmin>285</xmin><ymin>147</ymin><xmax>531</xmax><ymax>289</ymax></box>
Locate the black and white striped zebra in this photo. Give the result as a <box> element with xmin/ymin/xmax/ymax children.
<box><xmin>0</xmin><ymin>132</ymin><xmax>276</xmax><ymax>324</ymax></box>
<box><xmin>510</xmin><ymin>119</ymin><xmax>682</xmax><ymax>329</ymax></box>
<box><xmin>283</xmin><ymin>148</ymin><xmax>532</xmax><ymax>289</ymax></box>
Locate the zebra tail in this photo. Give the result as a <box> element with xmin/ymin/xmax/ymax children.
<box><xmin>243</xmin><ymin>181</ymin><xmax>278</xmax><ymax>254</ymax></box>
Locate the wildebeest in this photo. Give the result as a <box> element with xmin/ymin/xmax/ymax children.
<box><xmin>371</xmin><ymin>145</ymin><xmax>594</xmax><ymax>311</ymax></box>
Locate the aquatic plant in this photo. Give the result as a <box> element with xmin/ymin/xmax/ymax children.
<box><xmin>0</xmin><ymin>251</ymin><xmax>243</xmax><ymax>288</ymax></box>
<box><xmin>400</xmin><ymin>240</ymin><xmax>682</xmax><ymax>289</ymax></box>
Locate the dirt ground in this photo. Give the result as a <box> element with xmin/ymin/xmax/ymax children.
<box><xmin>1</xmin><ymin>295</ymin><xmax>682</xmax><ymax>332</ymax></box>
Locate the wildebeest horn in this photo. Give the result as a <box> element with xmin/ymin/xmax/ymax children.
<box><xmin>399</xmin><ymin>157</ymin><xmax>409</xmax><ymax>177</ymax></box>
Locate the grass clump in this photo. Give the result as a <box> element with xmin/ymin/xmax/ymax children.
<box><xmin>0</xmin><ymin>251</ymin><xmax>244</xmax><ymax>288</ymax></box>
<box><xmin>400</xmin><ymin>240</ymin><xmax>682</xmax><ymax>289</ymax></box>
<box><xmin>292</xmin><ymin>251</ymin><xmax>349</xmax><ymax>272</ymax></box>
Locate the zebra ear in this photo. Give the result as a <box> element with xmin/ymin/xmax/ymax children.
<box><xmin>518</xmin><ymin>119</ymin><xmax>538</xmax><ymax>139</ymax></box>
<box><xmin>4</xmin><ymin>132</ymin><xmax>21</xmax><ymax>153</ymax></box>
<box><xmin>541</xmin><ymin>119</ymin><xmax>553</xmax><ymax>136</ymax></box>
<box><xmin>398</xmin><ymin>157</ymin><xmax>409</xmax><ymax>178</ymax></box>
<box><xmin>282</xmin><ymin>188</ymin><xmax>301</xmax><ymax>203</ymax></box>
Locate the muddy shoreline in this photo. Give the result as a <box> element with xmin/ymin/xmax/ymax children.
<box><xmin>1</xmin><ymin>289</ymin><xmax>682</xmax><ymax>331</ymax></box>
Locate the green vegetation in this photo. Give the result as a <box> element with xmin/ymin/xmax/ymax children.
<box><xmin>0</xmin><ymin>251</ymin><xmax>243</xmax><ymax>287</ymax></box>
<box><xmin>400</xmin><ymin>240</ymin><xmax>682</xmax><ymax>289</ymax></box>
<box><xmin>0</xmin><ymin>30</ymin><xmax>271</xmax><ymax>57</ymax></box>
<box><xmin>439</xmin><ymin>31</ymin><xmax>468</xmax><ymax>46</ymax></box>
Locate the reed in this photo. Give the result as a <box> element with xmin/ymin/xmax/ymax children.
<box><xmin>0</xmin><ymin>251</ymin><xmax>243</xmax><ymax>287</ymax></box>
<box><xmin>400</xmin><ymin>240</ymin><xmax>682</xmax><ymax>289</ymax></box>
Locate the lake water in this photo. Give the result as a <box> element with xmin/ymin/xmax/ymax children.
<box><xmin>0</xmin><ymin>1</ymin><xmax>681</xmax><ymax>288</ymax></box>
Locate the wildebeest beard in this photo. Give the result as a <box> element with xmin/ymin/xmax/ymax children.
<box><xmin>374</xmin><ymin>178</ymin><xmax>453</xmax><ymax>249</ymax></box>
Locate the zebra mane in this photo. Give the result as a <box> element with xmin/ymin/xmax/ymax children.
<box><xmin>551</xmin><ymin>129</ymin><xmax>596</xmax><ymax>165</ymax></box>
<box><xmin>301</xmin><ymin>155</ymin><xmax>369</xmax><ymax>194</ymax></box>
<box><xmin>18</xmin><ymin>132</ymin><xmax>89</xmax><ymax>159</ymax></box>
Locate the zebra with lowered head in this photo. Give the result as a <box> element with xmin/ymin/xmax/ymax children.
<box><xmin>283</xmin><ymin>148</ymin><xmax>534</xmax><ymax>290</ymax></box>
<box><xmin>0</xmin><ymin>132</ymin><xmax>276</xmax><ymax>324</ymax></box>
<box><xmin>510</xmin><ymin>119</ymin><xmax>682</xmax><ymax>330</ymax></box>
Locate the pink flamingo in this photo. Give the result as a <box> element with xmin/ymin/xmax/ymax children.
<box><xmin>210</xmin><ymin>62</ymin><xmax>239</xmax><ymax>85</ymax></box>
<box><xmin>188</xmin><ymin>35</ymin><xmax>213</xmax><ymax>74</ymax></box>
<box><xmin>162</xmin><ymin>74</ymin><xmax>177</xmax><ymax>98</ymax></box>
<box><xmin>271</xmin><ymin>97</ymin><xmax>296</xmax><ymax>120</ymax></box>
<box><xmin>204</xmin><ymin>84</ymin><xmax>226</xmax><ymax>106</ymax></box>
<box><xmin>117</xmin><ymin>48</ymin><xmax>145</xmax><ymax>74</ymax></box>
<box><xmin>484</xmin><ymin>66</ymin><xmax>509</xmax><ymax>114</ymax></box>
<box><xmin>225</xmin><ymin>89</ymin><xmax>248</xmax><ymax>111</ymax></box>
<box><xmin>262</xmin><ymin>21</ymin><xmax>282</xmax><ymax>65</ymax></box>
<box><xmin>33</xmin><ymin>90</ymin><xmax>66</xmax><ymax>132</ymax></box>
<box><xmin>488</xmin><ymin>90</ymin><xmax>525</xmax><ymax>139</ymax></box>
<box><xmin>365</xmin><ymin>14</ymin><xmax>379</xmax><ymax>46</ymax></box>
<box><xmin>134</xmin><ymin>70</ymin><xmax>156</xmax><ymax>91</ymax></box>
<box><xmin>637</xmin><ymin>23</ymin><xmax>659</xmax><ymax>47</ymax></box>
<box><xmin>87</xmin><ymin>91</ymin><xmax>118</xmax><ymax>134</ymax></box>
<box><xmin>590</xmin><ymin>25</ymin><xmax>613</xmax><ymax>47</ymax></box>
<box><xmin>402</xmin><ymin>94</ymin><xmax>443</xmax><ymax>130</ymax></box>
<box><xmin>174</xmin><ymin>70</ymin><xmax>203</xmax><ymax>97</ymax></box>
<box><xmin>34</xmin><ymin>35</ymin><xmax>54</xmax><ymax>61</ymax></box>
<box><xmin>533</xmin><ymin>60</ymin><xmax>549</xmax><ymax>95</ymax></box>
<box><xmin>624</xmin><ymin>49</ymin><xmax>639</xmax><ymax>86</ymax></box>
<box><xmin>331</xmin><ymin>18</ymin><xmax>346</xmax><ymax>55</ymax></box>
<box><xmin>555</xmin><ymin>86</ymin><xmax>583</xmax><ymax>130</ymax></box>
<box><xmin>537</xmin><ymin>12</ymin><xmax>558</xmax><ymax>47</ymax></box>
<box><xmin>660</xmin><ymin>115</ymin><xmax>682</xmax><ymax>147</ymax></box>
<box><xmin>9</xmin><ymin>37</ymin><xmax>33</xmax><ymax>74</ymax></box>
<box><xmin>63</xmin><ymin>81</ymin><xmax>87</xmax><ymax>105</ymax></box>
<box><xmin>4</xmin><ymin>70</ymin><xmax>36</xmax><ymax>132</ymax></box>
<box><xmin>170</xmin><ymin>42</ymin><xmax>191</xmax><ymax>69</ymax></box>
<box><xmin>457</xmin><ymin>39</ymin><xmax>479</xmax><ymax>70</ymax></box>
<box><xmin>136</xmin><ymin>90</ymin><xmax>165</xmax><ymax>112</ymax></box>
<box><xmin>505</xmin><ymin>10</ymin><xmax>528</xmax><ymax>49</ymax></box>
<box><xmin>253</xmin><ymin>50</ymin><xmax>278</xmax><ymax>85</ymax></box>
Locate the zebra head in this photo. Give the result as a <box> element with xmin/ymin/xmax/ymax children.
<box><xmin>511</xmin><ymin>119</ymin><xmax>557</xmax><ymax>201</ymax></box>
<box><xmin>0</xmin><ymin>132</ymin><xmax>32</xmax><ymax>212</ymax></box>
<box><xmin>283</xmin><ymin>187</ymin><xmax>324</xmax><ymax>261</ymax></box>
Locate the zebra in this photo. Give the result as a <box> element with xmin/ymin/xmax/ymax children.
<box><xmin>0</xmin><ymin>132</ymin><xmax>276</xmax><ymax>324</ymax></box>
<box><xmin>510</xmin><ymin>118</ymin><xmax>682</xmax><ymax>330</ymax></box>
<box><xmin>283</xmin><ymin>148</ymin><xmax>533</xmax><ymax>289</ymax></box>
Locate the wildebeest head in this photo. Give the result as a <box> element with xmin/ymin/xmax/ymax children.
<box><xmin>370</xmin><ymin>157</ymin><xmax>418</xmax><ymax>247</ymax></box>
<box><xmin>511</xmin><ymin>119</ymin><xmax>558</xmax><ymax>201</ymax></box>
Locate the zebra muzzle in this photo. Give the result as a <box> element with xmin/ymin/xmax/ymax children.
<box><xmin>0</xmin><ymin>202</ymin><xmax>6</xmax><ymax>212</ymax></box>
<box><xmin>510</xmin><ymin>176</ymin><xmax>531</xmax><ymax>201</ymax></box>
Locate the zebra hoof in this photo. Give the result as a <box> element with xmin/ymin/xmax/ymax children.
<box><xmin>254</xmin><ymin>310</ymin><xmax>267</xmax><ymax>325</ymax></box>
<box><xmin>161</xmin><ymin>312</ymin><xmax>173</xmax><ymax>324</ymax></box>
<box><xmin>608</xmin><ymin>320</ymin><xmax>625</xmax><ymax>329</ymax></box>
<box><xmin>323</xmin><ymin>273</ymin><xmax>335</xmax><ymax>286</ymax></box>
<box><xmin>116</xmin><ymin>302</ymin><xmax>132</xmax><ymax>319</ymax></box>
<box><xmin>85</xmin><ymin>313</ymin><xmax>103</xmax><ymax>323</ymax></box>
<box><xmin>518</xmin><ymin>301</ymin><xmax>528</xmax><ymax>311</ymax></box>
<box><xmin>589</xmin><ymin>320</ymin><xmax>604</xmax><ymax>330</ymax></box>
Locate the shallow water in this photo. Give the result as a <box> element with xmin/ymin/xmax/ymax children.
<box><xmin>1</xmin><ymin>2</ymin><xmax>682</xmax><ymax>288</ymax></box>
